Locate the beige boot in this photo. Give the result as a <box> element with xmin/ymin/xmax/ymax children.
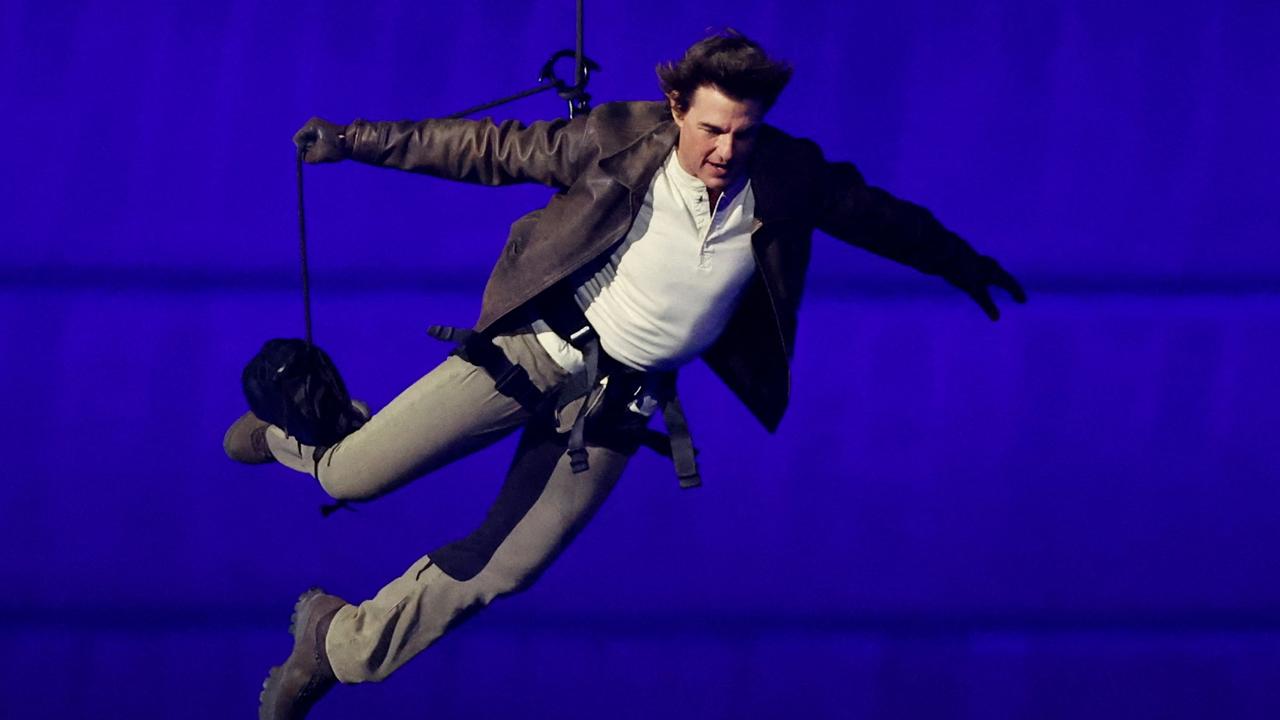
<box><xmin>223</xmin><ymin>411</ymin><xmax>274</xmax><ymax>464</ymax></box>
<box><xmin>258</xmin><ymin>588</ymin><xmax>348</xmax><ymax>720</ymax></box>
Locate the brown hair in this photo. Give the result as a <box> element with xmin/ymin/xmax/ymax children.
<box><xmin>656</xmin><ymin>29</ymin><xmax>793</xmax><ymax>113</ymax></box>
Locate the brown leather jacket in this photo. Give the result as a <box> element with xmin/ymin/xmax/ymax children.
<box><xmin>346</xmin><ymin>101</ymin><xmax>986</xmax><ymax>431</ymax></box>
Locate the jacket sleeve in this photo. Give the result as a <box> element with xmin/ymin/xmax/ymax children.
<box><xmin>814</xmin><ymin>155</ymin><xmax>987</xmax><ymax>282</ymax></box>
<box><xmin>343</xmin><ymin>114</ymin><xmax>595</xmax><ymax>189</ymax></box>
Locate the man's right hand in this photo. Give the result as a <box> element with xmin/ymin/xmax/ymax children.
<box><xmin>293</xmin><ymin>117</ymin><xmax>349</xmax><ymax>163</ymax></box>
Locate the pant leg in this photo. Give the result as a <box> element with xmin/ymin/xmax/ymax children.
<box><xmin>265</xmin><ymin>331</ymin><xmax>567</xmax><ymax>501</ymax></box>
<box><xmin>323</xmin><ymin>422</ymin><xmax>634</xmax><ymax>683</ymax></box>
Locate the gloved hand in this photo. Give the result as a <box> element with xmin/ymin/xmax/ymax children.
<box><xmin>293</xmin><ymin>117</ymin><xmax>349</xmax><ymax>163</ymax></box>
<box><xmin>949</xmin><ymin>252</ymin><xmax>1027</xmax><ymax>321</ymax></box>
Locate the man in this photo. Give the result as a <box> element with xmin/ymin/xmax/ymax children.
<box><xmin>227</xmin><ymin>30</ymin><xmax>1025</xmax><ymax>719</ymax></box>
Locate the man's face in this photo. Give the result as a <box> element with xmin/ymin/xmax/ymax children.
<box><xmin>670</xmin><ymin>85</ymin><xmax>765</xmax><ymax>193</ymax></box>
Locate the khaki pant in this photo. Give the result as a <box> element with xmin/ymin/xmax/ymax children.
<box><xmin>266</xmin><ymin>331</ymin><xmax>636</xmax><ymax>682</ymax></box>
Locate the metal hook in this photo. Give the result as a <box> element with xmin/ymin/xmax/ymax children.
<box><xmin>538</xmin><ymin>49</ymin><xmax>601</xmax><ymax>117</ymax></box>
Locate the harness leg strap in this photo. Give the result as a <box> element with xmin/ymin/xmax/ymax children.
<box><xmin>427</xmin><ymin>325</ymin><xmax>547</xmax><ymax>414</ymax></box>
<box><xmin>566</xmin><ymin>333</ymin><xmax>600</xmax><ymax>474</ymax></box>
<box><xmin>661</xmin><ymin>396</ymin><xmax>701</xmax><ymax>489</ymax></box>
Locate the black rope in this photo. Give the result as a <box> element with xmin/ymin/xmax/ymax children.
<box><xmin>575</xmin><ymin>0</ymin><xmax>585</xmax><ymax>88</ymax></box>
<box><xmin>444</xmin><ymin>83</ymin><xmax>559</xmax><ymax>120</ymax></box>
<box><xmin>296</xmin><ymin>146</ymin><xmax>313</xmax><ymax>345</ymax></box>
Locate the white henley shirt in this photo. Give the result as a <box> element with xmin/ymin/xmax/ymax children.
<box><xmin>534</xmin><ymin>148</ymin><xmax>758</xmax><ymax>373</ymax></box>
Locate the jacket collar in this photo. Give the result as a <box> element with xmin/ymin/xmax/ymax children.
<box><xmin>596</xmin><ymin>103</ymin><xmax>678</xmax><ymax>192</ymax></box>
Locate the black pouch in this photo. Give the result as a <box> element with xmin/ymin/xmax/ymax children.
<box><xmin>240</xmin><ymin>338</ymin><xmax>366</xmax><ymax>448</ymax></box>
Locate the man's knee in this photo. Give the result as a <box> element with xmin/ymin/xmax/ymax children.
<box><xmin>316</xmin><ymin>463</ymin><xmax>390</xmax><ymax>502</ymax></box>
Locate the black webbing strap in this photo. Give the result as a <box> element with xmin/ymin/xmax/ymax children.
<box><xmin>539</xmin><ymin>293</ymin><xmax>703</xmax><ymax>487</ymax></box>
<box><xmin>626</xmin><ymin>373</ymin><xmax>700</xmax><ymax>489</ymax></box>
<box><xmin>427</xmin><ymin>325</ymin><xmax>548</xmax><ymax>413</ymax></box>
<box><xmin>660</xmin><ymin>396</ymin><xmax>701</xmax><ymax>488</ymax></box>
<box><xmin>565</xmin><ymin>327</ymin><xmax>599</xmax><ymax>474</ymax></box>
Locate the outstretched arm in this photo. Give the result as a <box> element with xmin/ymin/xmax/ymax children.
<box><xmin>816</xmin><ymin>160</ymin><xmax>1027</xmax><ymax>320</ymax></box>
<box><xmin>292</xmin><ymin>114</ymin><xmax>595</xmax><ymax>189</ymax></box>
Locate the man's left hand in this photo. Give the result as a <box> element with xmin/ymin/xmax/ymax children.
<box><xmin>951</xmin><ymin>254</ymin><xmax>1027</xmax><ymax>321</ymax></box>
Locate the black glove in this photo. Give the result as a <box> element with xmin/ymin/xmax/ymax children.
<box><xmin>949</xmin><ymin>252</ymin><xmax>1027</xmax><ymax>321</ymax></box>
<box><xmin>293</xmin><ymin>117</ymin><xmax>349</xmax><ymax>163</ymax></box>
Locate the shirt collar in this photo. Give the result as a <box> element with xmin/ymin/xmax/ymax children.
<box><xmin>662</xmin><ymin>149</ymin><xmax>748</xmax><ymax>210</ymax></box>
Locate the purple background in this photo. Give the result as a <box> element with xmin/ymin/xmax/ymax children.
<box><xmin>3</xmin><ymin>1</ymin><xmax>1278</xmax><ymax>718</ymax></box>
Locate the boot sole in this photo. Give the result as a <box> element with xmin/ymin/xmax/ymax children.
<box><xmin>258</xmin><ymin>588</ymin><xmax>340</xmax><ymax>720</ymax></box>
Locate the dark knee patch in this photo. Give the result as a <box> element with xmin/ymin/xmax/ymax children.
<box><xmin>429</xmin><ymin>422</ymin><xmax>567</xmax><ymax>581</ymax></box>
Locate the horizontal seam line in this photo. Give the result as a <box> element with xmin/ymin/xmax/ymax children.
<box><xmin>1</xmin><ymin>268</ymin><xmax>1278</xmax><ymax>297</ymax></box>
<box><xmin>7</xmin><ymin>610</ymin><xmax>1280</xmax><ymax>636</ymax></box>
